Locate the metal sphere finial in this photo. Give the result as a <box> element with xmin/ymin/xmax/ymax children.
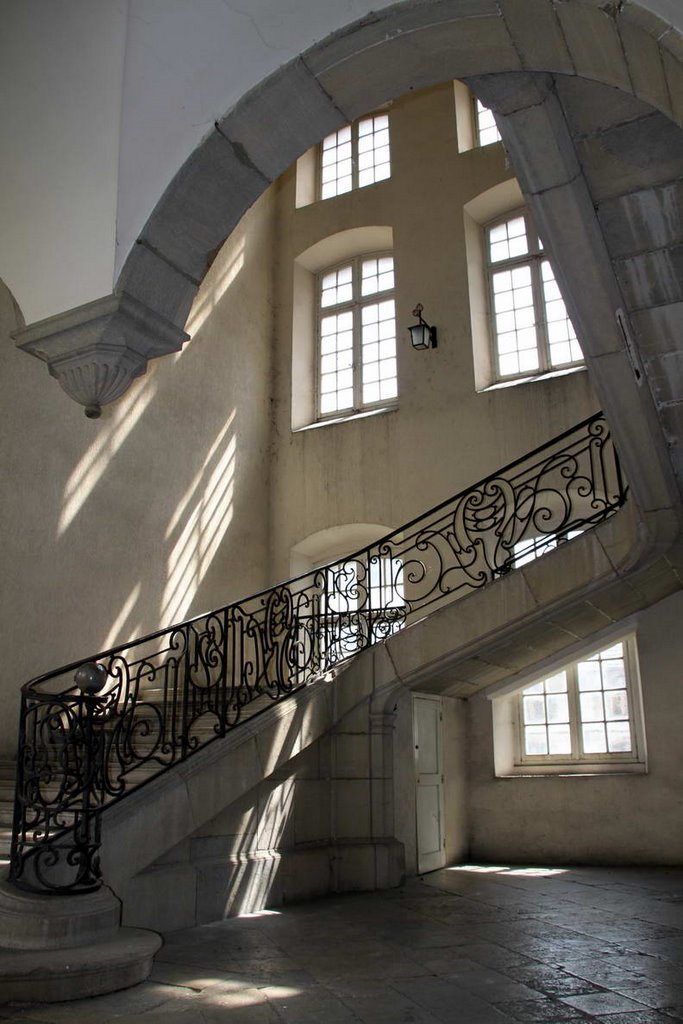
<box><xmin>74</xmin><ymin>662</ymin><xmax>107</xmax><ymax>694</ymax></box>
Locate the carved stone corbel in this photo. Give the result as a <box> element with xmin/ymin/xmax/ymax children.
<box><xmin>13</xmin><ymin>292</ymin><xmax>189</xmax><ymax>417</ymax></box>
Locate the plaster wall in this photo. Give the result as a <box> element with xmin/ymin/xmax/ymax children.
<box><xmin>0</xmin><ymin>0</ymin><xmax>128</xmax><ymax>323</ymax></box>
<box><xmin>467</xmin><ymin>589</ymin><xmax>683</xmax><ymax>866</ymax></box>
<box><xmin>268</xmin><ymin>83</ymin><xmax>599</xmax><ymax>580</ymax></box>
<box><xmin>0</xmin><ymin>190</ymin><xmax>275</xmax><ymax>754</ymax></box>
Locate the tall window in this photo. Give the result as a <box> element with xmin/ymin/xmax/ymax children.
<box><xmin>486</xmin><ymin>210</ymin><xmax>583</xmax><ymax>381</ymax></box>
<box><xmin>318</xmin><ymin>254</ymin><xmax>397</xmax><ymax>419</ymax></box>
<box><xmin>320</xmin><ymin>114</ymin><xmax>391</xmax><ymax>200</ymax></box>
<box><xmin>519</xmin><ymin>639</ymin><xmax>641</xmax><ymax>765</ymax></box>
<box><xmin>474</xmin><ymin>99</ymin><xmax>501</xmax><ymax>147</ymax></box>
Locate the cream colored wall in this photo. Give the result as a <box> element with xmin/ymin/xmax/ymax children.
<box><xmin>467</xmin><ymin>589</ymin><xmax>683</xmax><ymax>866</ymax></box>
<box><xmin>0</xmin><ymin>190</ymin><xmax>276</xmax><ymax>755</ymax></box>
<box><xmin>269</xmin><ymin>83</ymin><xmax>598</xmax><ymax>582</ymax></box>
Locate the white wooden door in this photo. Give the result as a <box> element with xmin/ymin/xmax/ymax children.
<box><xmin>413</xmin><ymin>694</ymin><xmax>445</xmax><ymax>874</ymax></box>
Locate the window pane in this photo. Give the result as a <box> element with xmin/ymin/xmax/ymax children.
<box><xmin>319</xmin><ymin>309</ymin><xmax>355</xmax><ymax>414</ymax></box>
<box><xmin>580</xmin><ymin>691</ymin><xmax>604</xmax><ymax>723</ymax></box>
<box><xmin>548</xmin><ymin>724</ymin><xmax>571</xmax><ymax>755</ymax></box>
<box><xmin>476</xmin><ymin>99</ymin><xmax>501</xmax><ymax>147</ymax></box>
<box><xmin>577</xmin><ymin>662</ymin><xmax>601</xmax><ymax>691</ymax></box>
<box><xmin>541</xmin><ymin>260</ymin><xmax>583</xmax><ymax>367</ymax></box>
<box><xmin>362</xmin><ymin>256</ymin><xmax>395</xmax><ymax>296</ymax></box>
<box><xmin>488</xmin><ymin>216</ymin><xmax>528</xmax><ymax>263</ymax></box>
<box><xmin>362</xmin><ymin>297</ymin><xmax>396</xmax><ymax>405</ymax></box>
<box><xmin>525</xmin><ymin>725</ymin><xmax>548</xmax><ymax>756</ymax></box>
<box><xmin>546</xmin><ymin>693</ymin><xmax>569</xmax><ymax>723</ymax></box>
<box><xmin>603</xmin><ymin>661</ymin><xmax>626</xmax><ymax>689</ymax></box>
<box><xmin>582</xmin><ymin>722</ymin><xmax>607</xmax><ymax>753</ymax></box>
<box><xmin>607</xmin><ymin>721</ymin><xmax>632</xmax><ymax>753</ymax></box>
<box><xmin>491</xmin><ymin>263</ymin><xmax>539</xmax><ymax>378</ymax></box>
<box><xmin>545</xmin><ymin>672</ymin><xmax>567</xmax><ymax>694</ymax></box>
<box><xmin>523</xmin><ymin>695</ymin><xmax>546</xmax><ymax>725</ymax></box>
<box><xmin>602</xmin><ymin>643</ymin><xmax>623</xmax><ymax>658</ymax></box>
<box><xmin>321</xmin><ymin>265</ymin><xmax>353</xmax><ymax>308</ymax></box>
<box><xmin>363</xmin><ymin>381</ymin><xmax>380</xmax><ymax>404</ymax></box>
<box><xmin>320</xmin><ymin>128</ymin><xmax>354</xmax><ymax>199</ymax></box>
<box><xmin>604</xmin><ymin>690</ymin><xmax>629</xmax><ymax>720</ymax></box>
<box><xmin>357</xmin><ymin>114</ymin><xmax>392</xmax><ymax>189</ymax></box>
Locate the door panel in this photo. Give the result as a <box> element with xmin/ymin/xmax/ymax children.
<box><xmin>414</xmin><ymin>695</ymin><xmax>445</xmax><ymax>874</ymax></box>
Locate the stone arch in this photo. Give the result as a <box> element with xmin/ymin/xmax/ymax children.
<box><xmin>115</xmin><ymin>0</ymin><xmax>682</xmax><ymax>334</ymax></box>
<box><xmin>112</xmin><ymin>0</ymin><xmax>683</xmax><ymax>519</ymax></box>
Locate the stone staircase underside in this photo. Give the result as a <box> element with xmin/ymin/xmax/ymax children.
<box><xmin>385</xmin><ymin>502</ymin><xmax>683</xmax><ymax>697</ymax></box>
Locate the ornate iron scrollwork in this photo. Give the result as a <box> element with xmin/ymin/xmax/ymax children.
<box><xmin>10</xmin><ymin>412</ymin><xmax>627</xmax><ymax>893</ymax></box>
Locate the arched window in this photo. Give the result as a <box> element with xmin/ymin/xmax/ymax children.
<box><xmin>291</xmin><ymin>227</ymin><xmax>396</xmax><ymax>430</ymax></box>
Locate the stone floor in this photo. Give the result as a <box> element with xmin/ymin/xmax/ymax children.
<box><xmin>3</xmin><ymin>864</ymin><xmax>683</xmax><ymax>1023</ymax></box>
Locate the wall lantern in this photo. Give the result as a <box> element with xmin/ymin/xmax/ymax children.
<box><xmin>408</xmin><ymin>304</ymin><xmax>437</xmax><ymax>350</ymax></box>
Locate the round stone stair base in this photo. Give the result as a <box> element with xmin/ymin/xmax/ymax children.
<box><xmin>0</xmin><ymin>926</ymin><xmax>162</xmax><ymax>1003</ymax></box>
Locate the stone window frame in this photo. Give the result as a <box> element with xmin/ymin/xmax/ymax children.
<box><xmin>488</xmin><ymin>630</ymin><xmax>648</xmax><ymax>778</ymax></box>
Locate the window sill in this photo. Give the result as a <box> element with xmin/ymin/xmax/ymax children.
<box><xmin>293</xmin><ymin>404</ymin><xmax>398</xmax><ymax>433</ymax></box>
<box><xmin>479</xmin><ymin>364</ymin><xmax>587</xmax><ymax>393</ymax></box>
<box><xmin>497</xmin><ymin>761</ymin><xmax>647</xmax><ymax>778</ymax></box>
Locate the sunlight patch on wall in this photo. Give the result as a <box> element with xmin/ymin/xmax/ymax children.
<box><xmin>58</xmin><ymin>376</ymin><xmax>158</xmax><ymax>536</ymax></box>
<box><xmin>221</xmin><ymin>780</ymin><xmax>295</xmax><ymax>918</ymax></box>
<box><xmin>161</xmin><ymin>411</ymin><xmax>237</xmax><ymax>625</ymax></box>
<box><xmin>182</xmin><ymin>236</ymin><xmax>245</xmax><ymax>345</ymax></box>
<box><xmin>101</xmin><ymin>581</ymin><xmax>142</xmax><ymax>650</ymax></box>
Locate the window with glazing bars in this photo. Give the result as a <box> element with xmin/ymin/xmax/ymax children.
<box><xmin>518</xmin><ymin>639</ymin><xmax>640</xmax><ymax>764</ymax></box>
<box><xmin>486</xmin><ymin>210</ymin><xmax>583</xmax><ymax>380</ymax></box>
<box><xmin>474</xmin><ymin>98</ymin><xmax>501</xmax><ymax>147</ymax></box>
<box><xmin>320</xmin><ymin>114</ymin><xmax>391</xmax><ymax>200</ymax></box>
<box><xmin>317</xmin><ymin>254</ymin><xmax>397</xmax><ymax>418</ymax></box>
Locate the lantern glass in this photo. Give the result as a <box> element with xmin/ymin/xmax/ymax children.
<box><xmin>409</xmin><ymin>323</ymin><xmax>430</xmax><ymax>350</ymax></box>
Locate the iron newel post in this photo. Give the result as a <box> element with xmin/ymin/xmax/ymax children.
<box><xmin>74</xmin><ymin>662</ymin><xmax>108</xmax><ymax>891</ymax></box>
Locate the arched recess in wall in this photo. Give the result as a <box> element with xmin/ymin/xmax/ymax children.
<box><xmin>290</xmin><ymin>523</ymin><xmax>392</xmax><ymax>577</ymax></box>
<box><xmin>291</xmin><ymin>226</ymin><xmax>393</xmax><ymax>430</ymax></box>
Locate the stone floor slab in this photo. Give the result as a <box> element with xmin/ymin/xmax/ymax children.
<box><xmin>2</xmin><ymin>865</ymin><xmax>682</xmax><ymax>1023</ymax></box>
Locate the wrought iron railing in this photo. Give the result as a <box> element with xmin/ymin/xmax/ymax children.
<box><xmin>10</xmin><ymin>412</ymin><xmax>626</xmax><ymax>894</ymax></box>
